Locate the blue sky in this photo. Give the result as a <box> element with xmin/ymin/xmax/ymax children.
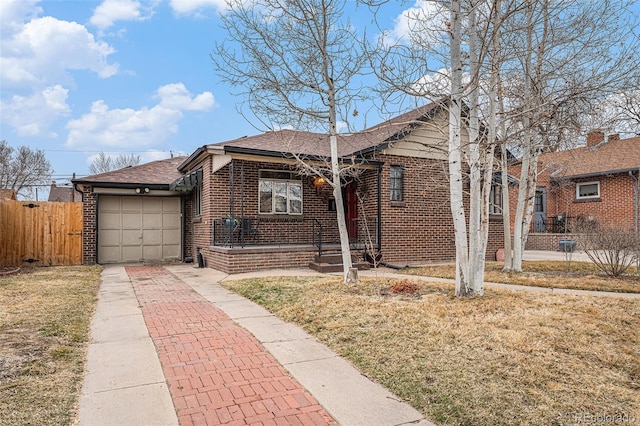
<box><xmin>1</xmin><ymin>0</ymin><xmax>638</xmax><ymax>199</ymax></box>
<box><xmin>0</xmin><ymin>0</ymin><xmax>412</xmax><ymax>198</ymax></box>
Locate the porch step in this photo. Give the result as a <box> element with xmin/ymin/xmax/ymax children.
<box><xmin>313</xmin><ymin>253</ymin><xmax>360</xmax><ymax>264</ymax></box>
<box><xmin>308</xmin><ymin>261</ymin><xmax>370</xmax><ymax>273</ymax></box>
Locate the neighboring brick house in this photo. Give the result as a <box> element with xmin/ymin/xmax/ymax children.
<box><xmin>74</xmin><ymin>101</ymin><xmax>504</xmax><ymax>272</ymax></box>
<box><xmin>0</xmin><ymin>189</ymin><xmax>17</xmax><ymax>200</ymax></box>
<box><xmin>508</xmin><ymin>131</ymin><xmax>640</xmax><ymax>250</ymax></box>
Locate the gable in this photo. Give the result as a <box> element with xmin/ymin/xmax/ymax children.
<box><xmin>381</xmin><ymin>110</ymin><xmax>467</xmax><ymax>161</ymax></box>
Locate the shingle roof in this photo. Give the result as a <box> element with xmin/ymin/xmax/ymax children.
<box><xmin>0</xmin><ymin>189</ymin><xmax>16</xmax><ymax>200</ymax></box>
<box><xmin>48</xmin><ymin>184</ymin><xmax>81</xmax><ymax>202</ymax></box>
<box><xmin>73</xmin><ymin>156</ymin><xmax>187</xmax><ymax>186</ymax></box>
<box><xmin>213</xmin><ymin>102</ymin><xmax>443</xmax><ymax>158</ymax></box>
<box><xmin>540</xmin><ymin>136</ymin><xmax>640</xmax><ymax>179</ymax></box>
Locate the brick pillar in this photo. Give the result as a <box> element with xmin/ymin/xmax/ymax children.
<box><xmin>81</xmin><ymin>187</ymin><xmax>97</xmax><ymax>265</ymax></box>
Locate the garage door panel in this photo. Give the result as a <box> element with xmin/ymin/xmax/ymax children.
<box><xmin>143</xmin><ymin>213</ymin><xmax>162</xmax><ymax>228</ymax></box>
<box><xmin>143</xmin><ymin>229</ymin><xmax>162</xmax><ymax>245</ymax></box>
<box><xmin>122</xmin><ymin>246</ymin><xmax>143</xmax><ymax>262</ymax></box>
<box><xmin>163</xmin><ymin>245</ymin><xmax>180</xmax><ymax>258</ymax></box>
<box><xmin>99</xmin><ymin>247</ymin><xmax>121</xmax><ymax>263</ymax></box>
<box><xmin>163</xmin><ymin>213</ymin><xmax>180</xmax><ymax>227</ymax></box>
<box><xmin>163</xmin><ymin>198</ymin><xmax>180</xmax><ymax>212</ymax></box>
<box><xmin>143</xmin><ymin>197</ymin><xmax>163</xmax><ymax>211</ymax></box>
<box><xmin>142</xmin><ymin>245</ymin><xmax>162</xmax><ymax>260</ymax></box>
<box><xmin>121</xmin><ymin>229</ymin><xmax>142</xmax><ymax>245</ymax></box>
<box><xmin>100</xmin><ymin>230</ymin><xmax>121</xmax><ymax>246</ymax></box>
<box><xmin>99</xmin><ymin>212</ymin><xmax>121</xmax><ymax>229</ymax></box>
<box><xmin>122</xmin><ymin>213</ymin><xmax>142</xmax><ymax>229</ymax></box>
<box><xmin>121</xmin><ymin>197</ymin><xmax>142</xmax><ymax>211</ymax></box>
<box><xmin>98</xmin><ymin>195</ymin><xmax>182</xmax><ymax>264</ymax></box>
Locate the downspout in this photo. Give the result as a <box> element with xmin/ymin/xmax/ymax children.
<box><xmin>631</xmin><ymin>169</ymin><xmax>639</xmax><ymax>273</ymax></box>
<box><xmin>631</xmin><ymin>170</ymin><xmax>639</xmax><ymax>236</ymax></box>
<box><xmin>377</xmin><ymin>165</ymin><xmax>382</xmax><ymax>257</ymax></box>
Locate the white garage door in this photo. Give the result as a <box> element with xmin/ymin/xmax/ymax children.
<box><xmin>98</xmin><ymin>195</ymin><xmax>181</xmax><ymax>263</ymax></box>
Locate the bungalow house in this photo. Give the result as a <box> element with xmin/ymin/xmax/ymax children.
<box><xmin>74</xmin><ymin>101</ymin><xmax>504</xmax><ymax>273</ymax></box>
<box><xmin>508</xmin><ymin>131</ymin><xmax>640</xmax><ymax>250</ymax></box>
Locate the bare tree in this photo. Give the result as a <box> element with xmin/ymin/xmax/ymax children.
<box><xmin>500</xmin><ymin>0</ymin><xmax>640</xmax><ymax>272</ymax></box>
<box><xmin>0</xmin><ymin>140</ymin><xmax>53</xmax><ymax>200</ymax></box>
<box><xmin>585</xmin><ymin>90</ymin><xmax>640</xmax><ymax>137</ymax></box>
<box><xmin>89</xmin><ymin>152</ymin><xmax>141</xmax><ymax>175</ymax></box>
<box><xmin>213</xmin><ymin>0</ymin><xmax>370</xmax><ymax>283</ymax></box>
<box><xmin>371</xmin><ymin>0</ymin><xmax>506</xmax><ymax>296</ymax></box>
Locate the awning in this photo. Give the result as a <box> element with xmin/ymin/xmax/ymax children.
<box><xmin>492</xmin><ymin>171</ymin><xmax>519</xmax><ymax>185</ymax></box>
<box><xmin>170</xmin><ymin>168</ymin><xmax>202</xmax><ymax>192</ymax></box>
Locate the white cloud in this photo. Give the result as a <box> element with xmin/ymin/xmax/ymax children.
<box><xmin>0</xmin><ymin>0</ymin><xmax>119</xmax><ymax>136</ymax></box>
<box><xmin>0</xmin><ymin>0</ymin><xmax>41</xmax><ymax>37</ymax></box>
<box><xmin>66</xmin><ymin>84</ymin><xmax>215</xmax><ymax>148</ymax></box>
<box><xmin>383</xmin><ymin>1</ymin><xmax>448</xmax><ymax>47</ymax></box>
<box><xmin>90</xmin><ymin>0</ymin><xmax>156</xmax><ymax>29</ymax></box>
<box><xmin>0</xmin><ymin>85</ymin><xmax>70</xmax><ymax>137</ymax></box>
<box><xmin>169</xmin><ymin>0</ymin><xmax>227</xmax><ymax>15</ymax></box>
<box><xmin>157</xmin><ymin>83</ymin><xmax>216</xmax><ymax>110</ymax></box>
<box><xmin>1</xmin><ymin>10</ymin><xmax>119</xmax><ymax>89</ymax></box>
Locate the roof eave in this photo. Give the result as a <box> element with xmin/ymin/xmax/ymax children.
<box><xmin>71</xmin><ymin>181</ymin><xmax>171</xmax><ymax>190</ymax></box>
<box><xmin>550</xmin><ymin>167</ymin><xmax>640</xmax><ymax>181</ymax></box>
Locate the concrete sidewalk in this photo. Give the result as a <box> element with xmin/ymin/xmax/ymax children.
<box><xmin>78</xmin><ymin>264</ymin><xmax>434</xmax><ymax>426</ymax></box>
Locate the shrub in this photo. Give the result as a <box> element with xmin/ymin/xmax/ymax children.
<box><xmin>579</xmin><ymin>226</ymin><xmax>639</xmax><ymax>277</ymax></box>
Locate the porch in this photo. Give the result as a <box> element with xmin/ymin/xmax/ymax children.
<box><xmin>206</xmin><ymin>216</ymin><xmax>378</xmax><ymax>274</ymax></box>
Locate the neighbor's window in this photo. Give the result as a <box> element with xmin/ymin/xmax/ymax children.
<box><xmin>259</xmin><ymin>170</ymin><xmax>302</xmax><ymax>214</ymax></box>
<box><xmin>489</xmin><ymin>184</ymin><xmax>502</xmax><ymax>214</ymax></box>
<box><xmin>390</xmin><ymin>165</ymin><xmax>404</xmax><ymax>202</ymax></box>
<box><xmin>576</xmin><ymin>181</ymin><xmax>600</xmax><ymax>200</ymax></box>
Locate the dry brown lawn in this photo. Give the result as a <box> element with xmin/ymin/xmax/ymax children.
<box><xmin>222</xmin><ymin>275</ymin><xmax>640</xmax><ymax>426</ymax></box>
<box><xmin>0</xmin><ymin>266</ymin><xmax>102</xmax><ymax>426</ymax></box>
<box><xmin>404</xmin><ymin>261</ymin><xmax>640</xmax><ymax>293</ymax></box>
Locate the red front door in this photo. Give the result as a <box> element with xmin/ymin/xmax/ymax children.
<box><xmin>345</xmin><ymin>181</ymin><xmax>358</xmax><ymax>240</ymax></box>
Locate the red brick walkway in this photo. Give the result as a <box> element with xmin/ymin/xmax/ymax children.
<box><xmin>126</xmin><ymin>266</ymin><xmax>336</xmax><ymax>426</ymax></box>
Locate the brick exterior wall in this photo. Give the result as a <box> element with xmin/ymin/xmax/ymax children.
<box><xmin>526</xmin><ymin>233</ymin><xmax>582</xmax><ymax>251</ymax></box>
<box><xmin>80</xmin><ymin>185</ymin><xmax>97</xmax><ymax>265</ymax></box>
<box><xmin>189</xmin><ymin>154</ymin><xmax>505</xmax><ymax>272</ymax></box>
<box><xmin>509</xmin><ymin>163</ymin><xmax>638</xmax><ymax>244</ymax></box>
<box><xmin>190</xmin><ymin>158</ymin><xmax>344</xmax><ymax>272</ymax></box>
<box><xmin>206</xmin><ymin>245</ymin><xmax>326</xmax><ymax>274</ymax></box>
<box><xmin>359</xmin><ymin>154</ymin><xmax>503</xmax><ymax>265</ymax></box>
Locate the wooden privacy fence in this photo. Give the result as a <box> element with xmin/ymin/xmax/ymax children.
<box><xmin>0</xmin><ymin>200</ymin><xmax>83</xmax><ymax>266</ymax></box>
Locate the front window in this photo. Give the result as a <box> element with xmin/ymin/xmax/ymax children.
<box><xmin>390</xmin><ymin>165</ymin><xmax>404</xmax><ymax>202</ymax></box>
<box><xmin>259</xmin><ymin>170</ymin><xmax>302</xmax><ymax>214</ymax></box>
<box><xmin>576</xmin><ymin>181</ymin><xmax>600</xmax><ymax>200</ymax></box>
<box><xmin>489</xmin><ymin>184</ymin><xmax>502</xmax><ymax>214</ymax></box>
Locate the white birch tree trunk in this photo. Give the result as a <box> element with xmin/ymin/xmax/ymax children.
<box><xmin>449</xmin><ymin>0</ymin><xmax>472</xmax><ymax>296</ymax></box>
<box><xmin>466</xmin><ymin>1</ymin><xmax>485</xmax><ymax>295</ymax></box>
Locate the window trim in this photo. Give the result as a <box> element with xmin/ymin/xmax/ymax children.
<box><xmin>575</xmin><ymin>181</ymin><xmax>600</xmax><ymax>200</ymax></box>
<box><xmin>258</xmin><ymin>169</ymin><xmax>303</xmax><ymax>215</ymax></box>
<box><xmin>489</xmin><ymin>183</ymin><xmax>502</xmax><ymax>215</ymax></box>
<box><xmin>390</xmin><ymin>165</ymin><xmax>404</xmax><ymax>202</ymax></box>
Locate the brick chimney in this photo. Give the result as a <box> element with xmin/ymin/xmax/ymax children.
<box><xmin>608</xmin><ymin>133</ymin><xmax>620</xmax><ymax>142</ymax></box>
<box><xmin>586</xmin><ymin>129</ymin><xmax>604</xmax><ymax>148</ymax></box>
